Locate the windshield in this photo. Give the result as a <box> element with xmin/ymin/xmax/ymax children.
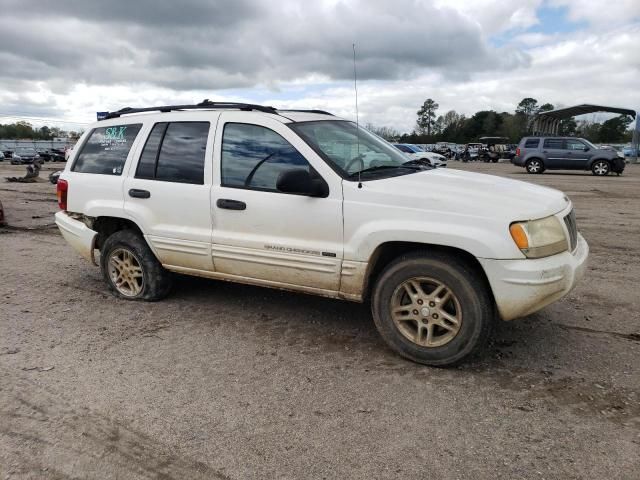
<box><xmin>16</xmin><ymin>148</ymin><xmax>36</xmax><ymax>155</ymax></box>
<box><xmin>582</xmin><ymin>139</ymin><xmax>598</xmax><ymax>150</ymax></box>
<box><xmin>291</xmin><ymin>121</ymin><xmax>420</xmax><ymax>180</ymax></box>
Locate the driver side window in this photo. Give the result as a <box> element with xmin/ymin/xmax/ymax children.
<box><xmin>221</xmin><ymin>123</ymin><xmax>310</xmax><ymax>191</ymax></box>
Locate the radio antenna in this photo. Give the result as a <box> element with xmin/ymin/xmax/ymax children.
<box><xmin>353</xmin><ymin>43</ymin><xmax>362</xmax><ymax>188</ymax></box>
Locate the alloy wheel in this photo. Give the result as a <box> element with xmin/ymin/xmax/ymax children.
<box><xmin>593</xmin><ymin>161</ymin><xmax>609</xmax><ymax>176</ymax></box>
<box><xmin>390</xmin><ymin>277</ymin><xmax>462</xmax><ymax>347</ymax></box>
<box><xmin>527</xmin><ymin>160</ymin><xmax>541</xmax><ymax>173</ymax></box>
<box><xmin>108</xmin><ymin>248</ymin><xmax>145</xmax><ymax>297</ymax></box>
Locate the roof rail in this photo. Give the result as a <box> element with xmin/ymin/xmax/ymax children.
<box><xmin>278</xmin><ymin>109</ymin><xmax>334</xmax><ymax>116</ymax></box>
<box><xmin>102</xmin><ymin>99</ymin><xmax>277</xmax><ymax>120</ymax></box>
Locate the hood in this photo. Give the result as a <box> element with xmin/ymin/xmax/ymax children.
<box><xmin>364</xmin><ymin>168</ymin><xmax>568</xmax><ymax>221</ymax></box>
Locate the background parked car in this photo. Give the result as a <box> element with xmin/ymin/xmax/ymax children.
<box><xmin>393</xmin><ymin>143</ymin><xmax>447</xmax><ymax>167</ymax></box>
<box><xmin>622</xmin><ymin>145</ymin><xmax>639</xmax><ymax>158</ymax></box>
<box><xmin>512</xmin><ymin>136</ymin><xmax>625</xmax><ymax>175</ymax></box>
<box><xmin>10</xmin><ymin>147</ymin><xmax>40</xmax><ymax>165</ymax></box>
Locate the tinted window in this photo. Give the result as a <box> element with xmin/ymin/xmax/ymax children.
<box><xmin>566</xmin><ymin>139</ymin><xmax>586</xmax><ymax>150</ymax></box>
<box><xmin>73</xmin><ymin>124</ymin><xmax>142</xmax><ymax>175</ymax></box>
<box><xmin>136</xmin><ymin>123</ymin><xmax>167</xmax><ymax>179</ymax></box>
<box><xmin>524</xmin><ymin>138</ymin><xmax>540</xmax><ymax>148</ymax></box>
<box><xmin>221</xmin><ymin>123</ymin><xmax>310</xmax><ymax>190</ymax></box>
<box><xmin>394</xmin><ymin>144</ymin><xmax>412</xmax><ymax>153</ymax></box>
<box><xmin>153</xmin><ymin>122</ymin><xmax>209</xmax><ymax>184</ymax></box>
<box><xmin>543</xmin><ymin>138</ymin><xmax>564</xmax><ymax>149</ymax></box>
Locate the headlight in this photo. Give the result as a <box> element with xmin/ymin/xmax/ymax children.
<box><xmin>509</xmin><ymin>215</ymin><xmax>568</xmax><ymax>258</ymax></box>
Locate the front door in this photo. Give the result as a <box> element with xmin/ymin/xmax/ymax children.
<box><xmin>210</xmin><ymin>112</ymin><xmax>343</xmax><ymax>292</ymax></box>
<box><xmin>563</xmin><ymin>138</ymin><xmax>591</xmax><ymax>169</ymax></box>
<box><xmin>124</xmin><ymin>118</ymin><xmax>216</xmax><ymax>271</ymax></box>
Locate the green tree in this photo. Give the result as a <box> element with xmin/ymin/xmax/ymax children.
<box><xmin>538</xmin><ymin>103</ymin><xmax>555</xmax><ymax>113</ymax></box>
<box><xmin>558</xmin><ymin>118</ymin><xmax>577</xmax><ymax>136</ymax></box>
<box><xmin>598</xmin><ymin>115</ymin><xmax>633</xmax><ymax>143</ymax></box>
<box><xmin>516</xmin><ymin>98</ymin><xmax>539</xmax><ymax>117</ymax></box>
<box><xmin>416</xmin><ymin>99</ymin><xmax>439</xmax><ymax>136</ymax></box>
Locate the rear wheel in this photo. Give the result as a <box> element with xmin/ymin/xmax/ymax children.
<box><xmin>525</xmin><ymin>158</ymin><xmax>544</xmax><ymax>174</ymax></box>
<box><xmin>591</xmin><ymin>160</ymin><xmax>610</xmax><ymax>176</ymax></box>
<box><xmin>371</xmin><ymin>252</ymin><xmax>493</xmax><ymax>366</ymax></box>
<box><xmin>100</xmin><ymin>230</ymin><xmax>172</xmax><ymax>301</ymax></box>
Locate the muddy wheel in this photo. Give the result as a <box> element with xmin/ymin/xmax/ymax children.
<box><xmin>100</xmin><ymin>230</ymin><xmax>172</xmax><ymax>301</ymax></box>
<box><xmin>525</xmin><ymin>158</ymin><xmax>544</xmax><ymax>174</ymax></box>
<box><xmin>371</xmin><ymin>251</ymin><xmax>493</xmax><ymax>366</ymax></box>
<box><xmin>591</xmin><ymin>160</ymin><xmax>610</xmax><ymax>176</ymax></box>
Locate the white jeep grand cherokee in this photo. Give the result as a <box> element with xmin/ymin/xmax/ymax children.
<box><xmin>55</xmin><ymin>101</ymin><xmax>588</xmax><ymax>366</ymax></box>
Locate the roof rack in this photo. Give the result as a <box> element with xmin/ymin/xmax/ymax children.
<box><xmin>279</xmin><ymin>109</ymin><xmax>334</xmax><ymax>116</ymax></box>
<box><xmin>102</xmin><ymin>99</ymin><xmax>277</xmax><ymax>120</ymax></box>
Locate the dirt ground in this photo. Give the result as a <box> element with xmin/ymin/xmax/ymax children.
<box><xmin>1</xmin><ymin>160</ymin><xmax>639</xmax><ymax>480</ymax></box>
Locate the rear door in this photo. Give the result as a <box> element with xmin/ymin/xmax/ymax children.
<box><xmin>65</xmin><ymin>123</ymin><xmax>145</xmax><ymax>215</ymax></box>
<box><xmin>123</xmin><ymin>117</ymin><xmax>217</xmax><ymax>271</ymax></box>
<box><xmin>541</xmin><ymin>138</ymin><xmax>565</xmax><ymax>169</ymax></box>
<box><xmin>210</xmin><ymin>112</ymin><xmax>343</xmax><ymax>292</ymax></box>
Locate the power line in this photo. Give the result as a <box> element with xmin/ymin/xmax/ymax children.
<box><xmin>0</xmin><ymin>112</ymin><xmax>90</xmax><ymax>126</ymax></box>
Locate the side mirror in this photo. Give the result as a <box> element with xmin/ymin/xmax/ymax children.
<box><xmin>583</xmin><ymin>146</ymin><xmax>590</xmax><ymax>151</ymax></box>
<box><xmin>276</xmin><ymin>169</ymin><xmax>328</xmax><ymax>197</ymax></box>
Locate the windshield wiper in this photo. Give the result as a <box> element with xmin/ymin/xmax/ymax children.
<box><xmin>402</xmin><ymin>159</ymin><xmax>435</xmax><ymax>168</ymax></box>
<box><xmin>347</xmin><ymin>164</ymin><xmax>420</xmax><ymax>178</ymax></box>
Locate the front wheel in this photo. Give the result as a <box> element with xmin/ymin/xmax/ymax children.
<box><xmin>371</xmin><ymin>252</ymin><xmax>493</xmax><ymax>366</ymax></box>
<box><xmin>100</xmin><ymin>230</ymin><xmax>172</xmax><ymax>301</ymax></box>
<box><xmin>591</xmin><ymin>160</ymin><xmax>610</xmax><ymax>176</ymax></box>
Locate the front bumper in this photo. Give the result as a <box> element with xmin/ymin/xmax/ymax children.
<box><xmin>479</xmin><ymin>233</ymin><xmax>589</xmax><ymax>321</ymax></box>
<box><xmin>55</xmin><ymin>211</ymin><xmax>98</xmax><ymax>264</ymax></box>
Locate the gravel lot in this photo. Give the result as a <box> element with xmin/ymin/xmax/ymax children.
<box><xmin>1</xmin><ymin>160</ymin><xmax>639</xmax><ymax>480</ymax></box>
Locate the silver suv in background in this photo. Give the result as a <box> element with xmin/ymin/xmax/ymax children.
<box><xmin>512</xmin><ymin>137</ymin><xmax>625</xmax><ymax>176</ymax></box>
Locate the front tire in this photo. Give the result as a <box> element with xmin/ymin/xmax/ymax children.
<box><xmin>100</xmin><ymin>230</ymin><xmax>172</xmax><ymax>301</ymax></box>
<box><xmin>591</xmin><ymin>160</ymin><xmax>610</xmax><ymax>176</ymax></box>
<box><xmin>371</xmin><ymin>252</ymin><xmax>493</xmax><ymax>366</ymax></box>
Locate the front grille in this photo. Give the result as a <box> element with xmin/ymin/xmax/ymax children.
<box><xmin>563</xmin><ymin>209</ymin><xmax>578</xmax><ymax>252</ymax></box>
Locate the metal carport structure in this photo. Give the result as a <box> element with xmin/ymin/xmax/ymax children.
<box><xmin>532</xmin><ymin>104</ymin><xmax>637</xmax><ymax>135</ymax></box>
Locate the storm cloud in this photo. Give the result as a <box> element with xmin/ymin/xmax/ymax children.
<box><xmin>0</xmin><ymin>0</ymin><xmax>526</xmax><ymax>93</ymax></box>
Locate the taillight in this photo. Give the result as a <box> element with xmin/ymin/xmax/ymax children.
<box><xmin>57</xmin><ymin>179</ymin><xmax>68</xmax><ymax>210</ymax></box>
<box><xmin>516</xmin><ymin>147</ymin><xmax>521</xmax><ymax>156</ymax></box>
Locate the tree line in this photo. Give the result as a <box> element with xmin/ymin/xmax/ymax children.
<box><xmin>0</xmin><ymin>121</ymin><xmax>82</xmax><ymax>140</ymax></box>
<box><xmin>368</xmin><ymin>98</ymin><xmax>635</xmax><ymax>145</ymax></box>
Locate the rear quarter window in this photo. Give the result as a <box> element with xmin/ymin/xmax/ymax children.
<box><xmin>72</xmin><ymin>124</ymin><xmax>142</xmax><ymax>175</ymax></box>
<box><xmin>524</xmin><ymin>138</ymin><xmax>540</xmax><ymax>148</ymax></box>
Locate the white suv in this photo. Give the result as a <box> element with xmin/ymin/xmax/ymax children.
<box><xmin>55</xmin><ymin>101</ymin><xmax>588</xmax><ymax>366</ymax></box>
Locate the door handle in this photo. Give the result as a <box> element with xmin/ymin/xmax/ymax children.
<box><xmin>542</xmin><ymin>150</ymin><xmax>548</xmax><ymax>153</ymax></box>
<box><xmin>129</xmin><ymin>189</ymin><xmax>151</xmax><ymax>199</ymax></box>
<box><xmin>217</xmin><ymin>199</ymin><xmax>246</xmax><ymax>210</ymax></box>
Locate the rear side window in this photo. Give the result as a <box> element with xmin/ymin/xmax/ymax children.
<box><xmin>135</xmin><ymin>122</ymin><xmax>209</xmax><ymax>184</ymax></box>
<box><xmin>73</xmin><ymin>124</ymin><xmax>142</xmax><ymax>175</ymax></box>
<box><xmin>524</xmin><ymin>138</ymin><xmax>540</xmax><ymax>148</ymax></box>
<box><xmin>221</xmin><ymin>123</ymin><xmax>310</xmax><ymax>191</ymax></box>
<box><xmin>543</xmin><ymin>138</ymin><xmax>564</xmax><ymax>149</ymax></box>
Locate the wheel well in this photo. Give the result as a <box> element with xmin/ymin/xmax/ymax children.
<box><xmin>526</xmin><ymin>157</ymin><xmax>543</xmax><ymax>164</ymax></box>
<box><xmin>363</xmin><ymin>242</ymin><xmax>493</xmax><ymax>302</ymax></box>
<box><xmin>93</xmin><ymin>216</ymin><xmax>143</xmax><ymax>250</ymax></box>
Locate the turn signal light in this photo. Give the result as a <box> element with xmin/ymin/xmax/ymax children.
<box><xmin>509</xmin><ymin>223</ymin><xmax>529</xmax><ymax>249</ymax></box>
<box><xmin>57</xmin><ymin>179</ymin><xmax>68</xmax><ymax>210</ymax></box>
<box><xmin>516</xmin><ymin>147</ymin><xmax>521</xmax><ymax>156</ymax></box>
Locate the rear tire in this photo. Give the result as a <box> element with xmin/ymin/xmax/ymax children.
<box><xmin>525</xmin><ymin>158</ymin><xmax>544</xmax><ymax>174</ymax></box>
<box><xmin>100</xmin><ymin>230</ymin><xmax>172</xmax><ymax>301</ymax></box>
<box><xmin>591</xmin><ymin>160</ymin><xmax>610</xmax><ymax>176</ymax></box>
<box><xmin>371</xmin><ymin>251</ymin><xmax>493</xmax><ymax>366</ymax></box>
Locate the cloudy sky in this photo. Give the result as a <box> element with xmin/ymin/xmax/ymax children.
<box><xmin>0</xmin><ymin>0</ymin><xmax>638</xmax><ymax>131</ymax></box>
